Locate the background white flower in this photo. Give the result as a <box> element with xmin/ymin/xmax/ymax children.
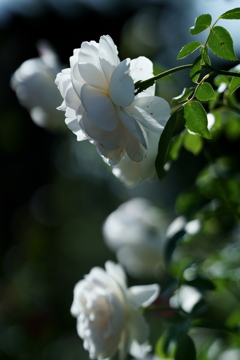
<box><xmin>55</xmin><ymin>35</ymin><xmax>170</xmax><ymax>165</ymax></box>
<box><xmin>169</xmin><ymin>285</ymin><xmax>202</xmax><ymax>313</ymax></box>
<box><xmin>102</xmin><ymin>198</ymin><xmax>168</xmax><ymax>278</ymax></box>
<box><xmin>11</xmin><ymin>40</ymin><xmax>64</xmax><ymax>131</ymax></box>
<box><xmin>71</xmin><ymin>261</ymin><xmax>160</xmax><ymax>360</ymax></box>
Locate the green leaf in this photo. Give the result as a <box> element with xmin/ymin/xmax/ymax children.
<box><xmin>195</xmin><ymin>83</ymin><xmax>216</xmax><ymax>101</ymax></box>
<box><xmin>172</xmin><ymin>88</ymin><xmax>195</xmax><ymax>103</ymax></box>
<box><xmin>169</xmin><ymin>134</ymin><xmax>184</xmax><ymax>160</ymax></box>
<box><xmin>220</xmin><ymin>7</ymin><xmax>240</xmax><ymax>20</ymax></box>
<box><xmin>229</xmin><ymin>73</ymin><xmax>240</xmax><ymax>94</ymax></box>
<box><xmin>155</xmin><ymin>331</ymin><xmax>177</xmax><ymax>359</ymax></box>
<box><xmin>190</xmin><ymin>56</ymin><xmax>202</xmax><ymax>83</ymax></box>
<box><xmin>175</xmin><ymin>334</ymin><xmax>196</xmax><ymax>360</ymax></box>
<box><xmin>183</xmin><ymin>132</ymin><xmax>203</xmax><ymax>155</ymax></box>
<box><xmin>155</xmin><ymin>110</ymin><xmax>183</xmax><ymax>180</ymax></box>
<box><xmin>208</xmin><ymin>26</ymin><xmax>238</xmax><ymax>61</ymax></box>
<box><xmin>209</xmin><ymin>91</ymin><xmax>220</xmax><ymax>110</ymax></box>
<box><xmin>190</xmin><ymin>14</ymin><xmax>212</xmax><ymax>35</ymax></box>
<box><xmin>183</xmin><ymin>101</ymin><xmax>212</xmax><ymax>139</ymax></box>
<box><xmin>177</xmin><ymin>42</ymin><xmax>202</xmax><ymax>59</ymax></box>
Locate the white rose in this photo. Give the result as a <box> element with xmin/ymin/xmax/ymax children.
<box><xmin>102</xmin><ymin>198</ymin><xmax>167</xmax><ymax>278</ymax></box>
<box><xmin>11</xmin><ymin>41</ymin><xmax>64</xmax><ymax>130</ymax></box>
<box><xmin>55</xmin><ymin>35</ymin><xmax>170</xmax><ymax>165</ymax></box>
<box><xmin>111</xmin><ymin>131</ymin><xmax>159</xmax><ymax>187</ymax></box>
<box><xmin>71</xmin><ymin>261</ymin><xmax>160</xmax><ymax>360</ymax></box>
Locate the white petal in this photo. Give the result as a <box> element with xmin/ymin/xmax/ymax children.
<box><xmin>65</xmin><ymin>84</ymin><xmax>81</xmax><ymax>111</ymax></box>
<box><xmin>129</xmin><ymin>284</ymin><xmax>160</xmax><ymax>308</ymax></box>
<box><xmin>79</xmin><ymin>41</ymin><xmax>108</xmax><ymax>90</ymax></box>
<box><xmin>99</xmin><ymin>35</ymin><xmax>120</xmax><ymax>84</ymax></box>
<box><xmin>105</xmin><ymin>261</ymin><xmax>127</xmax><ymax>289</ymax></box>
<box><xmin>128</xmin><ymin>307</ymin><xmax>149</xmax><ymax>344</ymax></box>
<box><xmin>118</xmin><ymin>108</ymin><xmax>146</xmax><ymax>148</ymax></box>
<box><xmin>124</xmin><ymin>126</ymin><xmax>148</xmax><ymax>162</ymax></box>
<box><xmin>80</xmin><ymin>111</ymin><xmax>122</xmax><ymax>150</ymax></box>
<box><xmin>109</xmin><ymin>59</ymin><xmax>134</xmax><ymax>107</ymax></box>
<box><xmin>118</xmin><ymin>329</ymin><xmax>131</xmax><ymax>360</ymax></box>
<box><xmin>65</xmin><ymin>105</ymin><xmax>87</xmax><ymax>141</ymax></box>
<box><xmin>65</xmin><ymin>118</ymin><xmax>87</xmax><ymax>141</ymax></box>
<box><xmin>81</xmin><ymin>84</ymin><xmax>119</xmax><ymax>131</ymax></box>
<box><xmin>70</xmin><ymin>49</ymin><xmax>85</xmax><ymax>96</ymax></box>
<box><xmin>127</xmin><ymin>96</ymin><xmax>170</xmax><ymax>134</ymax></box>
<box><xmin>130</xmin><ymin>56</ymin><xmax>153</xmax><ymax>83</ymax></box>
<box><xmin>55</xmin><ymin>68</ymin><xmax>71</xmax><ymax>98</ymax></box>
<box><xmin>98</xmin><ymin>144</ymin><xmax>125</xmax><ymax>165</ymax></box>
<box><xmin>57</xmin><ymin>100</ymin><xmax>67</xmax><ymax>111</ymax></box>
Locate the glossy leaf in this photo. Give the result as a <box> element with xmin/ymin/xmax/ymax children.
<box><xmin>229</xmin><ymin>74</ymin><xmax>240</xmax><ymax>94</ymax></box>
<box><xmin>183</xmin><ymin>101</ymin><xmax>212</xmax><ymax>139</ymax></box>
<box><xmin>208</xmin><ymin>26</ymin><xmax>238</xmax><ymax>61</ymax></box>
<box><xmin>220</xmin><ymin>7</ymin><xmax>240</xmax><ymax>20</ymax></box>
<box><xmin>195</xmin><ymin>83</ymin><xmax>216</xmax><ymax>101</ymax></box>
<box><xmin>190</xmin><ymin>56</ymin><xmax>202</xmax><ymax>83</ymax></box>
<box><xmin>169</xmin><ymin>134</ymin><xmax>184</xmax><ymax>160</ymax></box>
<box><xmin>155</xmin><ymin>109</ymin><xmax>183</xmax><ymax>180</ymax></box>
<box><xmin>183</xmin><ymin>132</ymin><xmax>203</xmax><ymax>155</ymax></box>
<box><xmin>175</xmin><ymin>334</ymin><xmax>196</xmax><ymax>360</ymax></box>
<box><xmin>172</xmin><ymin>88</ymin><xmax>195</xmax><ymax>103</ymax></box>
<box><xmin>190</xmin><ymin>14</ymin><xmax>212</xmax><ymax>35</ymax></box>
<box><xmin>177</xmin><ymin>42</ymin><xmax>202</xmax><ymax>59</ymax></box>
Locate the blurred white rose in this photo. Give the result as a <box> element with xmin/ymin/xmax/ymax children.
<box><xmin>103</xmin><ymin>198</ymin><xmax>168</xmax><ymax>278</ymax></box>
<box><xmin>169</xmin><ymin>285</ymin><xmax>202</xmax><ymax>313</ymax></box>
<box><xmin>112</xmin><ymin>131</ymin><xmax>159</xmax><ymax>187</ymax></box>
<box><xmin>55</xmin><ymin>35</ymin><xmax>170</xmax><ymax>165</ymax></box>
<box><xmin>11</xmin><ymin>40</ymin><xmax>64</xmax><ymax>131</ymax></box>
<box><xmin>71</xmin><ymin>261</ymin><xmax>160</xmax><ymax>360</ymax></box>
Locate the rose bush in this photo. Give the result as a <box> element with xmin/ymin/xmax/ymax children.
<box><xmin>71</xmin><ymin>261</ymin><xmax>160</xmax><ymax>360</ymax></box>
<box><xmin>55</xmin><ymin>35</ymin><xmax>170</xmax><ymax>165</ymax></box>
<box><xmin>11</xmin><ymin>41</ymin><xmax>64</xmax><ymax>130</ymax></box>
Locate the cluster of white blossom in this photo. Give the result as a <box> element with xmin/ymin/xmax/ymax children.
<box><xmin>11</xmin><ymin>35</ymin><xmax>173</xmax><ymax>360</ymax></box>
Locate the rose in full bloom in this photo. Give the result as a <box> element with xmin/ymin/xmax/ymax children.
<box><xmin>102</xmin><ymin>198</ymin><xmax>168</xmax><ymax>278</ymax></box>
<box><xmin>11</xmin><ymin>41</ymin><xmax>64</xmax><ymax>130</ymax></box>
<box><xmin>71</xmin><ymin>261</ymin><xmax>160</xmax><ymax>360</ymax></box>
<box><xmin>55</xmin><ymin>35</ymin><xmax>170</xmax><ymax>165</ymax></box>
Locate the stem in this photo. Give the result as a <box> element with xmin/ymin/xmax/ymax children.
<box><xmin>203</xmin><ymin>64</ymin><xmax>240</xmax><ymax>78</ymax></box>
<box><xmin>135</xmin><ymin>64</ymin><xmax>192</xmax><ymax>94</ymax></box>
<box><xmin>144</xmin><ymin>306</ymin><xmax>176</xmax><ymax>311</ymax></box>
<box><xmin>189</xmin><ymin>72</ymin><xmax>212</xmax><ymax>101</ymax></box>
<box><xmin>135</xmin><ymin>64</ymin><xmax>240</xmax><ymax>95</ymax></box>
